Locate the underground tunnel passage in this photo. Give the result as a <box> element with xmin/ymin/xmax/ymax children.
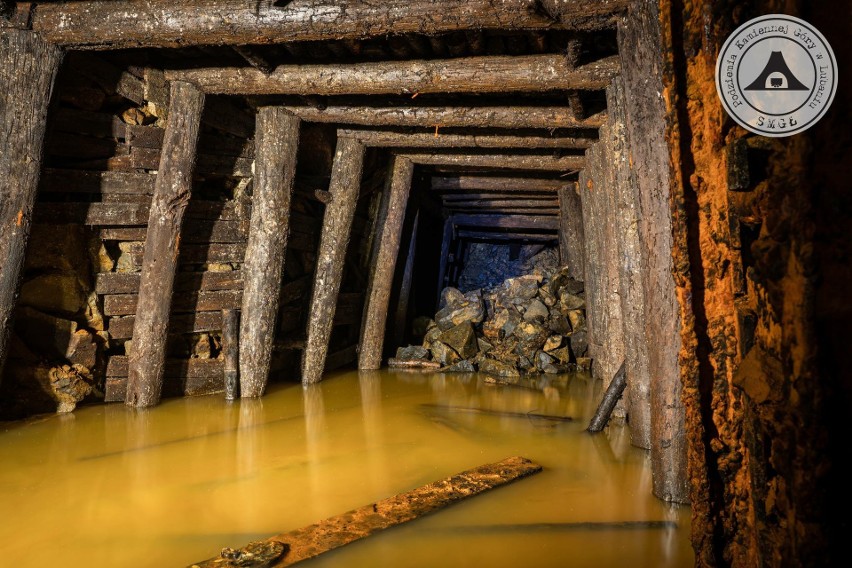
<box><xmin>0</xmin><ymin>1</ymin><xmax>848</xmax><ymax>567</ymax></box>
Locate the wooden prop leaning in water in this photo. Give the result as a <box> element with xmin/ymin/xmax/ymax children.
<box><xmin>189</xmin><ymin>456</ymin><xmax>542</xmax><ymax>567</ymax></box>
<box><xmin>587</xmin><ymin>361</ymin><xmax>627</xmax><ymax>433</ymax></box>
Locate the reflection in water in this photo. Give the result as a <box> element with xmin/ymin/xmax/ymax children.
<box><xmin>0</xmin><ymin>370</ymin><xmax>693</xmax><ymax>567</ymax></box>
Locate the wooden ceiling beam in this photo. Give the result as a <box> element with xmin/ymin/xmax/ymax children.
<box><xmin>432</xmin><ymin>176</ymin><xmax>571</xmax><ymax>191</ymax></box>
<box><xmin>338</xmin><ymin>129</ymin><xmax>594</xmax><ymax>149</ymax></box>
<box><xmin>451</xmin><ymin>213</ymin><xmax>559</xmax><ymax>230</ymax></box>
<box><xmin>400</xmin><ymin>153</ymin><xmax>583</xmax><ymax>172</ymax></box>
<box><xmin>30</xmin><ymin>0</ymin><xmax>625</xmax><ymax>50</ymax></box>
<box><xmin>284</xmin><ymin>105</ymin><xmax>605</xmax><ymax>129</ymax></box>
<box><xmin>165</xmin><ymin>54</ymin><xmax>619</xmax><ymax>95</ymax></box>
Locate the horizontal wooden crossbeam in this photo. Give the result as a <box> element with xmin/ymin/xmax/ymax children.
<box><xmin>399</xmin><ymin>153</ymin><xmax>584</xmax><ymax>171</ymax></box>
<box><xmin>432</xmin><ymin>176</ymin><xmax>570</xmax><ymax>191</ymax></box>
<box><xmin>339</xmin><ymin>129</ymin><xmax>594</xmax><ymax>149</ymax></box>
<box><xmin>166</xmin><ymin>54</ymin><xmax>619</xmax><ymax>95</ymax></box>
<box><xmin>30</xmin><ymin>0</ymin><xmax>626</xmax><ymax>49</ymax></box>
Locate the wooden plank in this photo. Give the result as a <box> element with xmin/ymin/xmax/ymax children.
<box><xmin>441</xmin><ymin>192</ymin><xmax>559</xmax><ymax>201</ymax></box>
<box><xmin>0</xmin><ymin>29</ymin><xmax>63</xmax><ymax>375</ymax></box>
<box><xmin>168</xmin><ymin>54</ymin><xmax>619</xmax><ymax>95</ymax></box>
<box><xmin>103</xmin><ymin>290</ymin><xmax>242</xmax><ymax>316</ymax></box>
<box><xmin>432</xmin><ymin>176</ymin><xmax>567</xmax><ymax>192</ymax></box>
<box><xmin>402</xmin><ymin>153</ymin><xmax>584</xmax><ymax>172</ymax></box>
<box><xmin>124</xmin><ymin>146</ymin><xmax>255</xmax><ymax>177</ymax></box>
<box><xmin>50</xmin><ymin>108</ymin><xmax>126</xmax><ymax>139</ymax></box>
<box><xmin>457</xmin><ymin>230</ymin><xmax>557</xmax><ymax>242</ymax></box>
<box><xmin>32</xmin><ymin>1</ymin><xmax>577</xmax><ymax>49</ymax></box>
<box><xmin>39</xmin><ymin>168</ymin><xmax>156</xmax><ymax>194</ymax></box>
<box><xmin>104</xmin><ymin>359</ymin><xmax>224</xmax><ymax>401</ymax></box>
<box><xmin>126</xmin><ymin>81</ymin><xmax>205</xmax><ymax>408</ymax></box>
<box><xmin>96</xmin><ymin>271</ymin><xmax>243</xmax><ymax>295</ymax></box>
<box><xmin>287</xmin><ymin>105</ymin><xmax>605</xmax><ymax>129</ymax></box>
<box><xmin>108</xmin><ymin>311</ymin><xmax>222</xmax><ymax>340</ymax></box>
<box><xmin>34</xmin><ymin>201</ymin><xmax>244</xmax><ymax>226</ymax></box>
<box><xmin>340</xmin><ymin>129</ymin><xmax>594</xmax><ymax>149</ymax></box>
<box><xmin>240</xmin><ymin>107</ymin><xmax>300</xmax><ymax>398</ymax></box>
<box><xmin>189</xmin><ymin>456</ymin><xmax>542</xmax><ymax>568</ymax></box>
<box><xmin>451</xmin><ymin>214</ymin><xmax>560</xmax><ymax>231</ymax></box>
<box><xmin>301</xmin><ymin>137</ymin><xmax>365</xmax><ymax>385</ymax></box>
<box><xmin>325</xmin><ymin>344</ymin><xmax>358</xmax><ymax>372</ymax></box>
<box><xmin>448</xmin><ymin>207</ymin><xmax>560</xmax><ymax>215</ymax></box>
<box><xmin>99</xmin><ymin>220</ymin><xmax>247</xmax><ymax>244</ymax></box>
<box><xmin>125</xmin><ymin>124</ymin><xmax>255</xmax><ymax>158</ymax></box>
<box><xmin>442</xmin><ymin>198</ymin><xmax>559</xmax><ymax>208</ymax></box>
<box><xmin>359</xmin><ymin>156</ymin><xmax>413</xmax><ymax>370</ymax></box>
<box><xmin>123</xmin><ymin>242</ymin><xmax>248</xmax><ymax>268</ymax></box>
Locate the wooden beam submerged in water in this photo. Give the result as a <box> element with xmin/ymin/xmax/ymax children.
<box><xmin>189</xmin><ymin>456</ymin><xmax>542</xmax><ymax>568</ymax></box>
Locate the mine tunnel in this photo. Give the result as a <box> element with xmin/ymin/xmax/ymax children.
<box><xmin>0</xmin><ymin>1</ymin><xmax>849</xmax><ymax>567</ymax></box>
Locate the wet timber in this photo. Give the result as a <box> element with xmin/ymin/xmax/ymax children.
<box><xmin>301</xmin><ymin>137</ymin><xmax>366</xmax><ymax>385</ymax></box>
<box><xmin>125</xmin><ymin>82</ymin><xmax>205</xmax><ymax>408</ymax></box>
<box><xmin>359</xmin><ymin>156</ymin><xmax>414</xmax><ymax>370</ymax></box>
<box><xmin>240</xmin><ymin>108</ymin><xmax>300</xmax><ymax>397</ymax></box>
<box><xmin>0</xmin><ymin>29</ymin><xmax>62</xmax><ymax>378</ymax></box>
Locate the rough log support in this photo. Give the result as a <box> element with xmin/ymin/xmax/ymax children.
<box><xmin>32</xmin><ymin>0</ymin><xmax>629</xmax><ymax>49</ymax></box>
<box><xmin>0</xmin><ymin>29</ymin><xmax>63</xmax><ymax>376</ymax></box>
<box><xmin>189</xmin><ymin>456</ymin><xmax>542</xmax><ymax>568</ymax></box>
<box><xmin>558</xmin><ymin>183</ymin><xmax>585</xmax><ymax>280</ymax></box>
<box><xmin>239</xmin><ymin>107</ymin><xmax>300</xmax><ymax>397</ymax></box>
<box><xmin>222</xmin><ymin>308</ymin><xmax>239</xmax><ymax>400</ymax></box>
<box><xmin>358</xmin><ymin>156</ymin><xmax>414</xmax><ymax>370</ymax></box>
<box><xmin>284</xmin><ymin>105</ymin><xmax>606</xmax><ymax>130</ymax></box>
<box><xmin>125</xmin><ymin>81</ymin><xmax>204</xmax><ymax>408</ymax></box>
<box><xmin>0</xmin><ymin>30</ymin><xmax>63</xmax><ymax>378</ymax></box>
<box><xmin>432</xmin><ymin>176</ymin><xmax>567</xmax><ymax>192</ymax></box>
<box><xmin>436</xmin><ymin>218</ymin><xmax>454</xmax><ymax>305</ymax></box>
<box><xmin>301</xmin><ymin>137</ymin><xmax>366</xmax><ymax>385</ymax></box>
<box><xmin>393</xmin><ymin>211</ymin><xmax>419</xmax><ymax>342</ymax></box>
<box><xmin>166</xmin><ymin>54</ymin><xmax>619</xmax><ymax>95</ymax></box>
<box><xmin>401</xmin><ymin>153</ymin><xmax>584</xmax><ymax>172</ymax></box>
<box><xmin>587</xmin><ymin>361</ymin><xmax>627</xmax><ymax>433</ymax></box>
<box><xmin>339</xmin><ymin>130</ymin><xmax>594</xmax><ymax>149</ymax></box>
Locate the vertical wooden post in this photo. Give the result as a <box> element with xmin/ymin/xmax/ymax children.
<box><xmin>125</xmin><ymin>81</ymin><xmax>204</xmax><ymax>408</ymax></box>
<box><xmin>558</xmin><ymin>182</ymin><xmax>585</xmax><ymax>280</ymax></box>
<box><xmin>222</xmin><ymin>308</ymin><xmax>239</xmax><ymax>400</ymax></box>
<box><xmin>393</xmin><ymin>211</ymin><xmax>419</xmax><ymax>342</ymax></box>
<box><xmin>359</xmin><ymin>156</ymin><xmax>414</xmax><ymax>369</ymax></box>
<box><xmin>0</xmin><ymin>30</ymin><xmax>63</xmax><ymax>379</ymax></box>
<box><xmin>239</xmin><ymin>107</ymin><xmax>300</xmax><ymax>397</ymax></box>
<box><xmin>301</xmin><ymin>136</ymin><xmax>366</xmax><ymax>384</ymax></box>
<box><xmin>435</xmin><ymin>217</ymin><xmax>453</xmax><ymax>306</ymax></box>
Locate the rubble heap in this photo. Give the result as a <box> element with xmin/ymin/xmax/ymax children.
<box><xmin>392</xmin><ymin>250</ymin><xmax>590</xmax><ymax>376</ymax></box>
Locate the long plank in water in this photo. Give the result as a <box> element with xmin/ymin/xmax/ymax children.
<box><xmin>189</xmin><ymin>456</ymin><xmax>542</xmax><ymax>568</ymax></box>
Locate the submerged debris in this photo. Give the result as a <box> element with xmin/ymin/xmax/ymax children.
<box><xmin>392</xmin><ymin>249</ymin><xmax>590</xmax><ymax>376</ymax></box>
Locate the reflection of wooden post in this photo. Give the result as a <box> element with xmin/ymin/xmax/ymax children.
<box><xmin>435</xmin><ymin>218</ymin><xmax>453</xmax><ymax>306</ymax></box>
<box><xmin>359</xmin><ymin>156</ymin><xmax>414</xmax><ymax>370</ymax></box>
<box><xmin>126</xmin><ymin>81</ymin><xmax>204</xmax><ymax>408</ymax></box>
<box><xmin>222</xmin><ymin>309</ymin><xmax>239</xmax><ymax>400</ymax></box>
<box><xmin>302</xmin><ymin>137</ymin><xmax>365</xmax><ymax>385</ymax></box>
<box><xmin>0</xmin><ymin>30</ymin><xmax>63</xmax><ymax>378</ymax></box>
<box><xmin>393</xmin><ymin>211</ymin><xmax>419</xmax><ymax>342</ymax></box>
<box><xmin>239</xmin><ymin>107</ymin><xmax>300</xmax><ymax>397</ymax></box>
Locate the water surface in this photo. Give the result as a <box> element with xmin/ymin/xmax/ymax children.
<box><xmin>0</xmin><ymin>370</ymin><xmax>693</xmax><ymax>567</ymax></box>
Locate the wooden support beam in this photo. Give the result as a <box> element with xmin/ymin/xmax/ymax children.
<box><xmin>443</xmin><ymin>198</ymin><xmax>558</xmax><ymax>208</ymax></box>
<box><xmin>30</xmin><ymin>0</ymin><xmax>632</xmax><ymax>50</ymax></box>
<box><xmin>239</xmin><ymin>107</ymin><xmax>300</xmax><ymax>398</ymax></box>
<box><xmin>451</xmin><ymin>214</ymin><xmax>560</xmax><ymax>231</ymax></box>
<box><xmin>167</xmin><ymin>54</ymin><xmax>619</xmax><ymax>95</ymax></box>
<box><xmin>587</xmin><ymin>361</ymin><xmax>627</xmax><ymax>432</ymax></box>
<box><xmin>285</xmin><ymin>105</ymin><xmax>605</xmax><ymax>129</ymax></box>
<box><xmin>231</xmin><ymin>45</ymin><xmax>276</xmax><ymax>74</ymax></box>
<box><xmin>125</xmin><ymin>81</ymin><xmax>205</xmax><ymax>408</ymax></box>
<box><xmin>0</xmin><ymin>30</ymin><xmax>63</xmax><ymax>378</ymax></box>
<box><xmin>401</xmin><ymin>153</ymin><xmax>584</xmax><ymax>172</ymax></box>
<box><xmin>339</xmin><ymin>129</ymin><xmax>594</xmax><ymax>149</ymax></box>
<box><xmin>457</xmin><ymin>230</ymin><xmax>557</xmax><ymax>242</ymax></box>
<box><xmin>432</xmin><ymin>176</ymin><xmax>567</xmax><ymax>192</ymax></box>
<box><xmin>447</xmin><ymin>207</ymin><xmax>560</xmax><ymax>215</ymax></box>
<box><xmin>436</xmin><ymin>218</ymin><xmax>453</xmax><ymax>306</ymax></box>
<box><xmin>392</xmin><ymin>211</ymin><xmax>418</xmax><ymax>351</ymax></box>
<box><xmin>189</xmin><ymin>456</ymin><xmax>541</xmax><ymax>568</ymax></box>
<box><xmin>441</xmin><ymin>192</ymin><xmax>557</xmax><ymax>201</ymax></box>
<box><xmin>558</xmin><ymin>182</ymin><xmax>585</xmax><ymax>280</ymax></box>
<box><xmin>222</xmin><ymin>308</ymin><xmax>239</xmax><ymax>400</ymax></box>
<box><xmin>301</xmin><ymin>137</ymin><xmax>366</xmax><ymax>385</ymax></box>
<box><xmin>359</xmin><ymin>156</ymin><xmax>414</xmax><ymax>370</ymax></box>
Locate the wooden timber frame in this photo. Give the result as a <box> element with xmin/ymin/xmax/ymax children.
<box><xmin>0</xmin><ymin>0</ymin><xmax>690</xmax><ymax>507</ymax></box>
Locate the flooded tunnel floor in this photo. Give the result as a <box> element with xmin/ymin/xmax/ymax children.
<box><xmin>0</xmin><ymin>370</ymin><xmax>693</xmax><ymax>567</ymax></box>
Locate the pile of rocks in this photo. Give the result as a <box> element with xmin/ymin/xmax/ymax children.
<box><xmin>392</xmin><ymin>259</ymin><xmax>589</xmax><ymax>377</ymax></box>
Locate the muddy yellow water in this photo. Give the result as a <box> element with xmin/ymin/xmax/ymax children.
<box><xmin>0</xmin><ymin>370</ymin><xmax>693</xmax><ymax>567</ymax></box>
